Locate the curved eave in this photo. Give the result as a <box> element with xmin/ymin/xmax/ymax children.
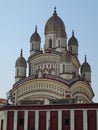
<box><xmin>70</xmin><ymin>51</ymin><xmax>80</xmax><ymax>67</ymax></box>
<box><xmin>70</xmin><ymin>80</ymin><xmax>94</xmax><ymax>97</ymax></box>
<box><xmin>13</xmin><ymin>74</ymin><xmax>70</xmax><ymax>88</ymax></box>
<box><xmin>13</xmin><ymin>75</ymin><xmax>92</xmax><ymax>90</ymax></box>
<box><xmin>28</xmin><ymin>51</ymin><xmax>61</xmax><ymax>63</ymax></box>
<box><xmin>28</xmin><ymin>51</ymin><xmax>43</xmax><ymax>61</ymax></box>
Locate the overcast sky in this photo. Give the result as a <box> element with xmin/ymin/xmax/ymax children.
<box><xmin>0</xmin><ymin>0</ymin><xmax>98</xmax><ymax>102</ymax></box>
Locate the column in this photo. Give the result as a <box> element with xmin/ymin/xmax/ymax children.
<box><xmin>3</xmin><ymin>111</ymin><xmax>7</xmax><ymax>130</ymax></box>
<box><xmin>46</xmin><ymin>111</ymin><xmax>50</xmax><ymax>130</ymax></box>
<box><xmin>83</xmin><ymin>109</ymin><xmax>88</xmax><ymax>130</ymax></box>
<box><xmin>35</xmin><ymin>111</ymin><xmax>39</xmax><ymax>130</ymax></box>
<box><xmin>24</xmin><ymin>110</ymin><xmax>28</xmax><ymax>130</ymax></box>
<box><xmin>13</xmin><ymin>111</ymin><xmax>18</xmax><ymax>130</ymax></box>
<box><xmin>70</xmin><ymin>110</ymin><xmax>74</xmax><ymax>130</ymax></box>
<box><xmin>58</xmin><ymin>110</ymin><xmax>62</xmax><ymax>130</ymax></box>
<box><xmin>97</xmin><ymin>110</ymin><xmax>98</xmax><ymax>130</ymax></box>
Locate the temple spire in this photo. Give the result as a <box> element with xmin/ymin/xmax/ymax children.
<box><xmin>53</xmin><ymin>7</ymin><xmax>57</xmax><ymax>15</ymax></box>
<box><xmin>85</xmin><ymin>55</ymin><xmax>87</xmax><ymax>62</ymax></box>
<box><xmin>35</xmin><ymin>25</ymin><xmax>37</xmax><ymax>33</ymax></box>
<box><xmin>20</xmin><ymin>49</ymin><xmax>23</xmax><ymax>57</ymax></box>
<box><xmin>72</xmin><ymin>30</ymin><xmax>74</xmax><ymax>37</ymax></box>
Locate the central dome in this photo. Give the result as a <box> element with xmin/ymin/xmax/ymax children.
<box><xmin>44</xmin><ymin>8</ymin><xmax>66</xmax><ymax>37</ymax></box>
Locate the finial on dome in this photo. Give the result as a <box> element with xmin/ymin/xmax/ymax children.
<box><xmin>53</xmin><ymin>7</ymin><xmax>57</xmax><ymax>15</ymax></box>
<box><xmin>20</xmin><ymin>49</ymin><xmax>23</xmax><ymax>57</ymax></box>
<box><xmin>54</xmin><ymin>7</ymin><xmax>56</xmax><ymax>11</ymax></box>
<box><xmin>72</xmin><ymin>30</ymin><xmax>74</xmax><ymax>36</ymax></box>
<box><xmin>85</xmin><ymin>55</ymin><xmax>87</xmax><ymax>62</ymax></box>
<box><xmin>35</xmin><ymin>25</ymin><xmax>37</xmax><ymax>33</ymax></box>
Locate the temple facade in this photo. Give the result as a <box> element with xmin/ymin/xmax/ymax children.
<box><xmin>11</xmin><ymin>8</ymin><xmax>94</xmax><ymax>105</ymax></box>
<box><xmin>0</xmin><ymin>8</ymin><xmax>97</xmax><ymax>130</ymax></box>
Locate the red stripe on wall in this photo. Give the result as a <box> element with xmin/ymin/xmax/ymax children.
<box><xmin>62</xmin><ymin>110</ymin><xmax>70</xmax><ymax>130</ymax></box>
<box><xmin>7</xmin><ymin>111</ymin><xmax>14</xmax><ymax>130</ymax></box>
<box><xmin>1</xmin><ymin>120</ymin><xmax>3</xmax><ymax>130</ymax></box>
<box><xmin>17</xmin><ymin>111</ymin><xmax>24</xmax><ymax>130</ymax></box>
<box><xmin>28</xmin><ymin>111</ymin><xmax>35</xmax><ymax>130</ymax></box>
<box><xmin>39</xmin><ymin>111</ymin><xmax>46</xmax><ymax>130</ymax></box>
<box><xmin>87</xmin><ymin>110</ymin><xmax>97</xmax><ymax>130</ymax></box>
<box><xmin>50</xmin><ymin>111</ymin><xmax>58</xmax><ymax>130</ymax></box>
<box><xmin>75</xmin><ymin>110</ymin><xmax>83</xmax><ymax>130</ymax></box>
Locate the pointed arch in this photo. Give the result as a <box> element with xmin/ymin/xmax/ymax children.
<box><xmin>63</xmin><ymin>64</ymin><xmax>65</xmax><ymax>73</ymax></box>
<box><xmin>58</xmin><ymin>39</ymin><xmax>60</xmax><ymax>47</ymax></box>
<box><xmin>49</xmin><ymin>39</ymin><xmax>52</xmax><ymax>48</ymax></box>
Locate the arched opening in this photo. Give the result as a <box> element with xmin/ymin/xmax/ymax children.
<box><xmin>17</xmin><ymin>69</ymin><xmax>19</xmax><ymax>76</ymax></box>
<box><xmin>63</xmin><ymin>64</ymin><xmax>65</xmax><ymax>73</ymax></box>
<box><xmin>58</xmin><ymin>40</ymin><xmax>60</xmax><ymax>47</ymax></box>
<box><xmin>69</xmin><ymin>46</ymin><xmax>72</xmax><ymax>52</ymax></box>
<box><xmin>49</xmin><ymin>39</ymin><xmax>52</xmax><ymax>48</ymax></box>
<box><xmin>32</xmin><ymin>44</ymin><xmax>34</xmax><ymax>50</ymax></box>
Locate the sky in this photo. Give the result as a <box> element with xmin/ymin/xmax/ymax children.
<box><xmin>0</xmin><ymin>0</ymin><xmax>98</xmax><ymax>102</ymax></box>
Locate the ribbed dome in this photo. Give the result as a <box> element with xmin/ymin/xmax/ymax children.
<box><xmin>30</xmin><ymin>26</ymin><xmax>41</xmax><ymax>43</ymax></box>
<box><xmin>68</xmin><ymin>31</ymin><xmax>78</xmax><ymax>46</ymax></box>
<box><xmin>81</xmin><ymin>56</ymin><xmax>91</xmax><ymax>72</ymax></box>
<box><xmin>15</xmin><ymin>50</ymin><xmax>27</xmax><ymax>67</ymax></box>
<box><xmin>44</xmin><ymin>8</ymin><xmax>66</xmax><ymax>37</ymax></box>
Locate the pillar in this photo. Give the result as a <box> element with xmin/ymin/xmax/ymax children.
<box><xmin>14</xmin><ymin>111</ymin><xmax>18</xmax><ymax>130</ymax></box>
<box><xmin>70</xmin><ymin>110</ymin><xmax>74</xmax><ymax>130</ymax></box>
<box><xmin>83</xmin><ymin>109</ymin><xmax>88</xmax><ymax>130</ymax></box>
<box><xmin>24</xmin><ymin>111</ymin><xmax>28</xmax><ymax>130</ymax></box>
<box><xmin>35</xmin><ymin>111</ymin><xmax>39</xmax><ymax>130</ymax></box>
<box><xmin>58</xmin><ymin>110</ymin><xmax>62</xmax><ymax>130</ymax></box>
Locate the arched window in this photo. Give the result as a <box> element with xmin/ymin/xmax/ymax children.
<box><xmin>72</xmin><ymin>72</ymin><xmax>76</xmax><ymax>78</ymax></box>
<box><xmin>69</xmin><ymin>46</ymin><xmax>72</xmax><ymax>52</ymax></box>
<box><xmin>29</xmin><ymin>63</ymin><xmax>31</xmax><ymax>76</ymax></box>
<box><xmin>49</xmin><ymin>39</ymin><xmax>52</xmax><ymax>48</ymax></box>
<box><xmin>32</xmin><ymin>44</ymin><xmax>34</xmax><ymax>50</ymax></box>
<box><xmin>83</xmin><ymin>73</ymin><xmax>85</xmax><ymax>80</ymax></box>
<box><xmin>17</xmin><ymin>69</ymin><xmax>19</xmax><ymax>76</ymax></box>
<box><xmin>58</xmin><ymin>40</ymin><xmax>60</xmax><ymax>47</ymax></box>
<box><xmin>63</xmin><ymin>64</ymin><xmax>65</xmax><ymax>73</ymax></box>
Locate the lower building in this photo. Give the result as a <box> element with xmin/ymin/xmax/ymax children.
<box><xmin>0</xmin><ymin>103</ymin><xmax>98</xmax><ymax>130</ymax></box>
<box><xmin>0</xmin><ymin>99</ymin><xmax>7</xmax><ymax>108</ymax></box>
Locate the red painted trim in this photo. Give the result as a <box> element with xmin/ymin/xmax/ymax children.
<box><xmin>62</xmin><ymin>110</ymin><xmax>70</xmax><ymax>130</ymax></box>
<box><xmin>1</xmin><ymin>103</ymin><xmax>98</xmax><ymax>111</ymax></box>
<box><xmin>17</xmin><ymin>111</ymin><xmax>24</xmax><ymax>130</ymax></box>
<box><xmin>87</xmin><ymin>110</ymin><xmax>97</xmax><ymax>130</ymax></box>
<box><xmin>7</xmin><ymin>111</ymin><xmax>14</xmax><ymax>130</ymax></box>
<box><xmin>50</xmin><ymin>111</ymin><xmax>58</xmax><ymax>130</ymax></box>
<box><xmin>75</xmin><ymin>110</ymin><xmax>83</xmax><ymax>130</ymax></box>
<box><xmin>1</xmin><ymin>120</ymin><xmax>3</xmax><ymax>130</ymax></box>
<box><xmin>28</xmin><ymin>111</ymin><xmax>35</xmax><ymax>130</ymax></box>
<box><xmin>39</xmin><ymin>111</ymin><xmax>46</xmax><ymax>130</ymax></box>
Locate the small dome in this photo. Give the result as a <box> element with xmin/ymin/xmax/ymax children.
<box><xmin>44</xmin><ymin>7</ymin><xmax>66</xmax><ymax>37</ymax></box>
<box><xmin>68</xmin><ymin>30</ymin><xmax>78</xmax><ymax>46</ymax></box>
<box><xmin>30</xmin><ymin>26</ymin><xmax>41</xmax><ymax>43</ymax></box>
<box><xmin>15</xmin><ymin>50</ymin><xmax>27</xmax><ymax>67</ymax></box>
<box><xmin>81</xmin><ymin>56</ymin><xmax>91</xmax><ymax>72</ymax></box>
